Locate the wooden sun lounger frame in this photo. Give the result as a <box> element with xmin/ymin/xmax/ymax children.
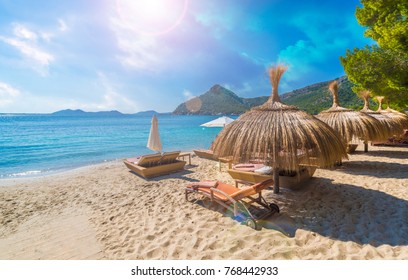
<box><xmin>185</xmin><ymin>179</ymin><xmax>279</xmax><ymax>230</ymax></box>
<box><xmin>193</xmin><ymin>149</ymin><xmax>218</xmax><ymax>160</ymax></box>
<box><xmin>123</xmin><ymin>151</ymin><xmax>186</xmax><ymax>179</ymax></box>
<box><xmin>227</xmin><ymin>166</ymin><xmax>316</xmax><ymax>190</ymax></box>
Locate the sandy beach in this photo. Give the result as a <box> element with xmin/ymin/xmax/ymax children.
<box><xmin>0</xmin><ymin>144</ymin><xmax>407</xmax><ymax>260</ymax></box>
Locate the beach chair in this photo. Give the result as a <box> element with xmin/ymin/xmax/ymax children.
<box><xmin>193</xmin><ymin>149</ymin><xmax>218</xmax><ymax>160</ymax></box>
<box><xmin>227</xmin><ymin>169</ymin><xmax>273</xmax><ymax>187</ymax></box>
<box><xmin>160</xmin><ymin>151</ymin><xmax>181</xmax><ymax>164</ymax></box>
<box><xmin>185</xmin><ymin>179</ymin><xmax>279</xmax><ymax>230</ymax></box>
<box><xmin>125</xmin><ymin>153</ymin><xmax>162</xmax><ymax>167</ymax></box>
<box><xmin>123</xmin><ymin>152</ymin><xmax>185</xmax><ymax>179</ymax></box>
<box><xmin>372</xmin><ymin>129</ymin><xmax>408</xmax><ymax>146</ymax></box>
<box><xmin>228</xmin><ymin>166</ymin><xmax>316</xmax><ymax>190</ymax></box>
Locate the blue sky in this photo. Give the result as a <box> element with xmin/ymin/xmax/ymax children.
<box><xmin>0</xmin><ymin>0</ymin><xmax>373</xmax><ymax>113</ymax></box>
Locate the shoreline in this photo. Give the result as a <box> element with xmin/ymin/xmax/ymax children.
<box><xmin>1</xmin><ymin>144</ymin><xmax>407</xmax><ymax>259</ymax></box>
<box><xmin>0</xmin><ymin>151</ymin><xmax>196</xmax><ymax>183</ymax></box>
<box><xmin>0</xmin><ymin>160</ymin><xmax>121</xmax><ymax>186</ymax></box>
<box><xmin>0</xmin><ymin>160</ymin><xmax>117</xmax><ymax>187</ymax></box>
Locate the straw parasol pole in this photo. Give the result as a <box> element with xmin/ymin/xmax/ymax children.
<box><xmin>375</xmin><ymin>96</ymin><xmax>408</xmax><ymax>129</ymax></box>
<box><xmin>212</xmin><ymin>65</ymin><xmax>348</xmax><ymax>194</ymax></box>
<box><xmin>317</xmin><ymin>81</ymin><xmax>386</xmax><ymax>153</ymax></box>
<box><xmin>359</xmin><ymin>91</ymin><xmax>403</xmax><ymax>138</ymax></box>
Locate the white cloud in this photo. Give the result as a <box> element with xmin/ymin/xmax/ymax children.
<box><xmin>193</xmin><ymin>2</ymin><xmax>242</xmax><ymax>39</ymax></box>
<box><xmin>182</xmin><ymin>89</ymin><xmax>196</xmax><ymax>100</ymax></box>
<box><xmin>116</xmin><ymin>35</ymin><xmax>160</xmax><ymax>70</ymax></box>
<box><xmin>0</xmin><ymin>22</ymin><xmax>60</xmax><ymax>75</ymax></box>
<box><xmin>278</xmin><ymin>40</ymin><xmax>318</xmax><ymax>82</ymax></box>
<box><xmin>89</xmin><ymin>72</ymin><xmax>139</xmax><ymax>113</ymax></box>
<box><xmin>222</xmin><ymin>82</ymin><xmax>253</xmax><ymax>96</ymax></box>
<box><xmin>110</xmin><ymin>16</ymin><xmax>162</xmax><ymax>70</ymax></box>
<box><xmin>277</xmin><ymin>11</ymin><xmax>359</xmax><ymax>84</ymax></box>
<box><xmin>0</xmin><ymin>82</ymin><xmax>21</xmax><ymax>107</ymax></box>
<box><xmin>2</xmin><ymin>37</ymin><xmax>54</xmax><ymax>66</ymax></box>
<box><xmin>39</xmin><ymin>32</ymin><xmax>53</xmax><ymax>42</ymax></box>
<box><xmin>13</xmin><ymin>24</ymin><xmax>38</xmax><ymax>40</ymax></box>
<box><xmin>58</xmin><ymin>19</ymin><xmax>68</xmax><ymax>32</ymax></box>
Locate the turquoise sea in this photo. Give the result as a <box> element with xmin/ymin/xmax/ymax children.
<box><xmin>0</xmin><ymin>114</ymin><xmax>227</xmax><ymax>178</ymax></box>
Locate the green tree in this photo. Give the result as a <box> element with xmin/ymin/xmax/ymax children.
<box><xmin>340</xmin><ymin>0</ymin><xmax>408</xmax><ymax>110</ymax></box>
<box><xmin>356</xmin><ymin>0</ymin><xmax>408</xmax><ymax>55</ymax></box>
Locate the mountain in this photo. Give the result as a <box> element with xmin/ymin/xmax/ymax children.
<box><xmin>281</xmin><ymin>76</ymin><xmax>365</xmax><ymax>114</ymax></box>
<box><xmin>51</xmin><ymin>109</ymin><xmax>124</xmax><ymax>116</ymax></box>
<box><xmin>50</xmin><ymin>109</ymin><xmax>172</xmax><ymax>117</ymax></box>
<box><xmin>173</xmin><ymin>76</ymin><xmax>366</xmax><ymax>115</ymax></box>
<box><xmin>173</xmin><ymin>84</ymin><xmax>255</xmax><ymax>115</ymax></box>
<box><xmin>133</xmin><ymin>110</ymin><xmax>158</xmax><ymax>117</ymax></box>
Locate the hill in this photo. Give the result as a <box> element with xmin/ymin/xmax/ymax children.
<box><xmin>173</xmin><ymin>85</ymin><xmax>249</xmax><ymax>115</ymax></box>
<box><xmin>173</xmin><ymin>76</ymin><xmax>368</xmax><ymax>115</ymax></box>
<box><xmin>51</xmin><ymin>109</ymin><xmax>124</xmax><ymax>117</ymax></box>
<box><xmin>133</xmin><ymin>110</ymin><xmax>159</xmax><ymax>117</ymax></box>
<box><xmin>280</xmin><ymin>76</ymin><xmax>366</xmax><ymax>114</ymax></box>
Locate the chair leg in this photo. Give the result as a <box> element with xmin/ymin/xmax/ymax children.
<box><xmin>233</xmin><ymin>203</ymin><xmax>238</xmax><ymax>217</ymax></box>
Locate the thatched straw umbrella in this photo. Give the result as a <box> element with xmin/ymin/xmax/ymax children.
<box><xmin>359</xmin><ymin>91</ymin><xmax>403</xmax><ymax>137</ymax></box>
<box><xmin>212</xmin><ymin>65</ymin><xmax>348</xmax><ymax>194</ymax></box>
<box><xmin>375</xmin><ymin>96</ymin><xmax>408</xmax><ymax>129</ymax></box>
<box><xmin>317</xmin><ymin>81</ymin><xmax>386</xmax><ymax>153</ymax></box>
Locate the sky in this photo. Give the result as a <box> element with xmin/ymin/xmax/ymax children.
<box><xmin>0</xmin><ymin>0</ymin><xmax>373</xmax><ymax>113</ymax></box>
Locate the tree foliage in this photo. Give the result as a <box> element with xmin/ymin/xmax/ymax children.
<box><xmin>356</xmin><ymin>0</ymin><xmax>408</xmax><ymax>55</ymax></box>
<box><xmin>340</xmin><ymin>0</ymin><xmax>408</xmax><ymax>110</ymax></box>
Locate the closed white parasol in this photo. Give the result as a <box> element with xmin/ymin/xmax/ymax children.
<box><xmin>147</xmin><ymin>115</ymin><xmax>162</xmax><ymax>152</ymax></box>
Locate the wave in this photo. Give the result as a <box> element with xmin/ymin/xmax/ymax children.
<box><xmin>2</xmin><ymin>170</ymin><xmax>43</xmax><ymax>178</ymax></box>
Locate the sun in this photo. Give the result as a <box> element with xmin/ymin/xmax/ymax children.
<box><xmin>116</xmin><ymin>0</ymin><xmax>188</xmax><ymax>36</ymax></box>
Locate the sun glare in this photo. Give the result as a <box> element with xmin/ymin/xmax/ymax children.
<box><xmin>117</xmin><ymin>0</ymin><xmax>188</xmax><ymax>36</ymax></box>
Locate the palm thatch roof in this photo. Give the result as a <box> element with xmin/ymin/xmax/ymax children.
<box><xmin>317</xmin><ymin>81</ymin><xmax>386</xmax><ymax>144</ymax></box>
<box><xmin>359</xmin><ymin>91</ymin><xmax>403</xmax><ymax>136</ymax></box>
<box><xmin>375</xmin><ymin>96</ymin><xmax>408</xmax><ymax>129</ymax></box>
<box><xmin>212</xmin><ymin>65</ymin><xmax>348</xmax><ymax>193</ymax></box>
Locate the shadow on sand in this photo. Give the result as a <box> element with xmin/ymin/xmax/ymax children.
<box><xmin>263</xmin><ymin>177</ymin><xmax>408</xmax><ymax>247</ymax></box>
<box><xmin>339</xmin><ymin>160</ymin><xmax>408</xmax><ymax>179</ymax></box>
<box><xmin>129</xmin><ymin>169</ymin><xmax>198</xmax><ymax>182</ymax></box>
<box><xmin>357</xmin><ymin>148</ymin><xmax>408</xmax><ymax>159</ymax></box>
<box><xmin>189</xmin><ymin>176</ymin><xmax>408</xmax><ymax>246</ymax></box>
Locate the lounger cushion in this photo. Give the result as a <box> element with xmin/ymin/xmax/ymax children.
<box><xmin>191</xmin><ymin>182</ymin><xmax>238</xmax><ymax>202</ymax></box>
<box><xmin>233</xmin><ymin>163</ymin><xmax>264</xmax><ymax>172</ymax></box>
<box><xmin>254</xmin><ymin>166</ymin><xmax>273</xmax><ymax>175</ymax></box>
<box><xmin>201</xmin><ymin>180</ymin><xmax>273</xmax><ymax>202</ymax></box>
<box><xmin>187</xmin><ymin>179</ymin><xmax>274</xmax><ymax>202</ymax></box>
<box><xmin>127</xmin><ymin>156</ymin><xmax>141</xmax><ymax>164</ymax></box>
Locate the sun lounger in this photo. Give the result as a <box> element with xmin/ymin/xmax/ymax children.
<box><xmin>228</xmin><ymin>169</ymin><xmax>273</xmax><ymax>187</ymax></box>
<box><xmin>193</xmin><ymin>149</ymin><xmax>218</xmax><ymax>160</ymax></box>
<box><xmin>123</xmin><ymin>152</ymin><xmax>185</xmax><ymax>179</ymax></box>
<box><xmin>185</xmin><ymin>179</ymin><xmax>279</xmax><ymax>230</ymax></box>
<box><xmin>228</xmin><ymin>166</ymin><xmax>316</xmax><ymax>190</ymax></box>
<box><xmin>372</xmin><ymin>134</ymin><xmax>408</xmax><ymax>146</ymax></box>
<box><xmin>126</xmin><ymin>153</ymin><xmax>162</xmax><ymax>167</ymax></box>
<box><xmin>372</xmin><ymin>129</ymin><xmax>408</xmax><ymax>146</ymax></box>
<box><xmin>160</xmin><ymin>151</ymin><xmax>181</xmax><ymax>164</ymax></box>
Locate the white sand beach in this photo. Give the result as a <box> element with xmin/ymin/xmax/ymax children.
<box><xmin>0</xmin><ymin>145</ymin><xmax>407</xmax><ymax>260</ymax></box>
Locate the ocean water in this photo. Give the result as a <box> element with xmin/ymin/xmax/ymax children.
<box><xmin>0</xmin><ymin>114</ymin><xmax>226</xmax><ymax>178</ymax></box>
